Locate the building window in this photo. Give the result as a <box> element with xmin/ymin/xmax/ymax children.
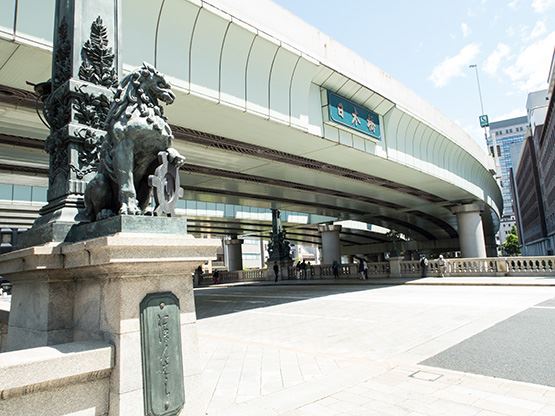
<box><xmin>1</xmin><ymin>232</ymin><xmax>12</xmax><ymax>245</ymax></box>
<box><xmin>13</xmin><ymin>185</ymin><xmax>32</xmax><ymax>201</ymax></box>
<box><xmin>489</xmin><ymin>146</ymin><xmax>494</xmax><ymax>156</ymax></box>
<box><xmin>31</xmin><ymin>186</ymin><xmax>47</xmax><ymax>202</ymax></box>
<box><xmin>497</xmin><ymin>145</ymin><xmax>501</xmax><ymax>156</ymax></box>
<box><xmin>0</xmin><ymin>183</ymin><xmax>12</xmax><ymax>200</ymax></box>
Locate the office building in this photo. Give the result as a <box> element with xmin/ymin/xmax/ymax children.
<box><xmin>487</xmin><ymin>116</ymin><xmax>527</xmax><ymax>244</ymax></box>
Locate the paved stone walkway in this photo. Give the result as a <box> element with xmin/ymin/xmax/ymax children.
<box><xmin>194</xmin><ymin>284</ymin><xmax>555</xmax><ymax>415</ymax></box>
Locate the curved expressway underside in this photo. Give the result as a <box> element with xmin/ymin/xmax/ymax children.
<box><xmin>0</xmin><ymin>0</ymin><xmax>502</xmax><ymax>252</ymax></box>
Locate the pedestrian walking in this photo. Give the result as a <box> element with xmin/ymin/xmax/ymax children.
<box><xmin>419</xmin><ymin>255</ymin><xmax>429</xmax><ymax>278</ymax></box>
<box><xmin>363</xmin><ymin>259</ymin><xmax>368</xmax><ymax>280</ymax></box>
<box><xmin>332</xmin><ymin>260</ymin><xmax>339</xmax><ymax>279</ymax></box>
<box><xmin>300</xmin><ymin>259</ymin><xmax>307</xmax><ymax>279</ymax></box>
<box><xmin>438</xmin><ymin>255</ymin><xmax>446</xmax><ymax>278</ymax></box>
<box><xmin>194</xmin><ymin>265</ymin><xmax>204</xmax><ymax>286</ymax></box>
<box><xmin>358</xmin><ymin>258</ymin><xmax>365</xmax><ymax>280</ymax></box>
<box><xmin>273</xmin><ymin>262</ymin><xmax>279</xmax><ymax>282</ymax></box>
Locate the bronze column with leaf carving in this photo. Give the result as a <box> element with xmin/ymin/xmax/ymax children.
<box><xmin>19</xmin><ymin>0</ymin><xmax>121</xmax><ymax>247</ymax></box>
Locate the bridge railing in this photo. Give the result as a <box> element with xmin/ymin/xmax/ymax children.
<box><xmin>366</xmin><ymin>262</ymin><xmax>390</xmax><ymax>277</ymax></box>
<box><xmin>399</xmin><ymin>260</ymin><xmax>420</xmax><ymax>277</ymax></box>
<box><xmin>203</xmin><ymin>256</ymin><xmax>555</xmax><ymax>285</ymax></box>
<box><xmin>505</xmin><ymin>257</ymin><xmax>555</xmax><ymax>274</ymax></box>
<box><xmin>306</xmin><ymin>263</ymin><xmax>357</xmax><ymax>279</ymax></box>
<box><xmin>401</xmin><ymin>256</ymin><xmax>555</xmax><ymax>277</ymax></box>
<box><xmin>204</xmin><ymin>269</ymin><xmax>273</xmax><ymax>284</ymax></box>
<box><xmin>447</xmin><ymin>258</ymin><xmax>500</xmax><ymax>276</ymax></box>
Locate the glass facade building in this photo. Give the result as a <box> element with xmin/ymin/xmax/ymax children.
<box><xmin>486</xmin><ymin>116</ymin><xmax>528</xmax><ymax>220</ymax></box>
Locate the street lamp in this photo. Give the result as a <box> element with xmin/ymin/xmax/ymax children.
<box><xmin>469</xmin><ymin>64</ymin><xmax>488</xmax><ymax>143</ymax></box>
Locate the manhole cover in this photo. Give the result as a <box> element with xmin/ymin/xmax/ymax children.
<box><xmin>409</xmin><ymin>370</ymin><xmax>443</xmax><ymax>382</ymax></box>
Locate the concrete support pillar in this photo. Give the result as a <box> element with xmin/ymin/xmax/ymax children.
<box><xmin>318</xmin><ymin>224</ymin><xmax>342</xmax><ymax>264</ymax></box>
<box><xmin>485</xmin><ymin>232</ymin><xmax>498</xmax><ymax>257</ymax></box>
<box><xmin>224</xmin><ymin>237</ymin><xmax>244</xmax><ymax>271</ymax></box>
<box><xmin>259</xmin><ymin>238</ymin><xmax>265</xmax><ymax>269</ymax></box>
<box><xmin>452</xmin><ymin>203</ymin><xmax>487</xmax><ymax>258</ymax></box>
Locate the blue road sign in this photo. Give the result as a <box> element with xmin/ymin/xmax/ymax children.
<box><xmin>327</xmin><ymin>90</ymin><xmax>381</xmax><ymax>140</ymax></box>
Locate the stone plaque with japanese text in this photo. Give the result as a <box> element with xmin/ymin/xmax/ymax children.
<box><xmin>140</xmin><ymin>292</ymin><xmax>185</xmax><ymax>416</ymax></box>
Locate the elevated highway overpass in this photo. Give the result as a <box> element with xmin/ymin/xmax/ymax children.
<box><xmin>0</xmin><ymin>0</ymin><xmax>502</xmax><ymax>257</ymax></box>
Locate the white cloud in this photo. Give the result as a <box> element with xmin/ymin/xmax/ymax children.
<box><xmin>429</xmin><ymin>43</ymin><xmax>480</xmax><ymax>87</ymax></box>
<box><xmin>509</xmin><ymin>0</ymin><xmax>520</xmax><ymax>9</ymax></box>
<box><xmin>532</xmin><ymin>0</ymin><xmax>555</xmax><ymax>12</ymax></box>
<box><xmin>504</xmin><ymin>31</ymin><xmax>555</xmax><ymax>91</ymax></box>
<box><xmin>507</xmin><ymin>24</ymin><xmax>533</xmax><ymax>39</ymax></box>
<box><xmin>528</xmin><ymin>20</ymin><xmax>546</xmax><ymax>40</ymax></box>
<box><xmin>492</xmin><ymin>109</ymin><xmax>526</xmax><ymax>122</ymax></box>
<box><xmin>461</xmin><ymin>22</ymin><xmax>471</xmax><ymax>38</ymax></box>
<box><xmin>458</xmin><ymin>122</ymin><xmax>489</xmax><ymax>150</ymax></box>
<box><xmin>415</xmin><ymin>41</ymin><xmax>424</xmax><ymax>53</ymax></box>
<box><xmin>483</xmin><ymin>43</ymin><xmax>511</xmax><ymax>76</ymax></box>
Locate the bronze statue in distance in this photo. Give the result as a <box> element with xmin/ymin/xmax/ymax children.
<box><xmin>84</xmin><ymin>62</ymin><xmax>185</xmax><ymax>220</ymax></box>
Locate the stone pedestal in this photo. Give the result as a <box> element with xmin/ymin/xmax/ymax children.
<box><xmin>0</xmin><ymin>224</ymin><xmax>219</xmax><ymax>416</ymax></box>
<box><xmin>388</xmin><ymin>256</ymin><xmax>404</xmax><ymax>278</ymax></box>
<box><xmin>267</xmin><ymin>259</ymin><xmax>293</xmax><ymax>281</ymax></box>
<box><xmin>224</xmin><ymin>238</ymin><xmax>244</xmax><ymax>272</ymax></box>
<box><xmin>452</xmin><ymin>203</ymin><xmax>487</xmax><ymax>258</ymax></box>
<box><xmin>319</xmin><ymin>224</ymin><xmax>342</xmax><ymax>264</ymax></box>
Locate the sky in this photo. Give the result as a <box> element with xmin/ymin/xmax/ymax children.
<box><xmin>272</xmin><ymin>0</ymin><xmax>555</xmax><ymax>148</ymax></box>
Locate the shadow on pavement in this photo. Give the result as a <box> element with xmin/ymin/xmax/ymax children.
<box><xmin>194</xmin><ymin>283</ymin><xmax>397</xmax><ymax>320</ymax></box>
<box><xmin>421</xmin><ymin>298</ymin><xmax>555</xmax><ymax>387</ymax></box>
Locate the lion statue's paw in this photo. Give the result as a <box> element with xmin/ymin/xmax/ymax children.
<box><xmin>119</xmin><ymin>202</ymin><xmax>141</xmax><ymax>216</ymax></box>
<box><xmin>167</xmin><ymin>147</ymin><xmax>186</xmax><ymax>167</ymax></box>
<box><xmin>97</xmin><ymin>209</ymin><xmax>115</xmax><ymax>221</ymax></box>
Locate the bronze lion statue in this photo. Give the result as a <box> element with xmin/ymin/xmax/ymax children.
<box><xmin>84</xmin><ymin>62</ymin><xmax>185</xmax><ymax>220</ymax></box>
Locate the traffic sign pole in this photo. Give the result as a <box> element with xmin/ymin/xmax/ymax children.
<box><xmin>469</xmin><ymin>64</ymin><xmax>488</xmax><ymax>143</ymax></box>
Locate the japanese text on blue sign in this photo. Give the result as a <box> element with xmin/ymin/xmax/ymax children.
<box><xmin>327</xmin><ymin>90</ymin><xmax>381</xmax><ymax>140</ymax></box>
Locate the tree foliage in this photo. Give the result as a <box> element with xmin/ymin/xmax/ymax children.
<box><xmin>502</xmin><ymin>225</ymin><xmax>521</xmax><ymax>256</ymax></box>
